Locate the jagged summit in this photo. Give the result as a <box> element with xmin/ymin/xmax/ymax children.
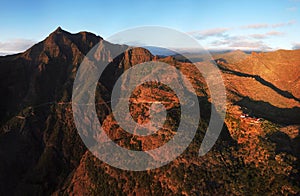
<box><xmin>0</xmin><ymin>27</ymin><xmax>300</xmax><ymax>195</ymax></box>
<box><xmin>20</xmin><ymin>27</ymin><xmax>104</xmax><ymax>62</ymax></box>
<box><xmin>55</xmin><ymin>26</ymin><xmax>63</xmax><ymax>32</ymax></box>
<box><xmin>48</xmin><ymin>26</ymin><xmax>71</xmax><ymax>37</ymax></box>
<box><xmin>50</xmin><ymin>26</ymin><xmax>103</xmax><ymax>39</ymax></box>
<box><xmin>50</xmin><ymin>26</ymin><xmax>103</xmax><ymax>40</ymax></box>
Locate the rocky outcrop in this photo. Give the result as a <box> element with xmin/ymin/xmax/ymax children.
<box><xmin>0</xmin><ymin>27</ymin><xmax>299</xmax><ymax>195</ymax></box>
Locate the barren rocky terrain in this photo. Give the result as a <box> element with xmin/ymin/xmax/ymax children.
<box><xmin>0</xmin><ymin>28</ymin><xmax>299</xmax><ymax>195</ymax></box>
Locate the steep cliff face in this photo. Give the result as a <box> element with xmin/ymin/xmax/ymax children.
<box><xmin>233</xmin><ymin>50</ymin><xmax>300</xmax><ymax>98</ymax></box>
<box><xmin>0</xmin><ymin>27</ymin><xmax>102</xmax><ymax>122</ymax></box>
<box><xmin>216</xmin><ymin>50</ymin><xmax>300</xmax><ymax>125</ymax></box>
<box><xmin>0</xmin><ymin>28</ymin><xmax>299</xmax><ymax>195</ymax></box>
<box><xmin>0</xmin><ymin>27</ymin><xmax>105</xmax><ymax>194</ymax></box>
<box><xmin>0</xmin><ymin>27</ymin><xmax>156</xmax><ymax>194</ymax></box>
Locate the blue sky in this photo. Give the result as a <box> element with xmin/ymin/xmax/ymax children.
<box><xmin>1</xmin><ymin>0</ymin><xmax>300</xmax><ymax>54</ymax></box>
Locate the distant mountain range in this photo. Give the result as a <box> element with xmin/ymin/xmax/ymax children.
<box><xmin>0</xmin><ymin>27</ymin><xmax>299</xmax><ymax>195</ymax></box>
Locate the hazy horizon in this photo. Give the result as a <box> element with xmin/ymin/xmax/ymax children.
<box><xmin>1</xmin><ymin>0</ymin><xmax>300</xmax><ymax>55</ymax></box>
<box><xmin>1</xmin><ymin>26</ymin><xmax>300</xmax><ymax>57</ymax></box>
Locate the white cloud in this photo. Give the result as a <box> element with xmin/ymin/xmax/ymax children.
<box><xmin>241</xmin><ymin>23</ymin><xmax>269</xmax><ymax>29</ymax></box>
<box><xmin>249</xmin><ymin>31</ymin><xmax>284</xmax><ymax>39</ymax></box>
<box><xmin>0</xmin><ymin>39</ymin><xmax>35</xmax><ymax>54</ymax></box>
<box><xmin>0</xmin><ymin>52</ymin><xmax>8</xmax><ymax>56</ymax></box>
<box><xmin>292</xmin><ymin>43</ymin><xmax>300</xmax><ymax>49</ymax></box>
<box><xmin>250</xmin><ymin>34</ymin><xmax>268</xmax><ymax>39</ymax></box>
<box><xmin>209</xmin><ymin>34</ymin><xmax>272</xmax><ymax>51</ymax></box>
<box><xmin>240</xmin><ymin>20</ymin><xmax>296</xmax><ymax>29</ymax></box>
<box><xmin>272</xmin><ymin>20</ymin><xmax>296</xmax><ymax>28</ymax></box>
<box><xmin>188</xmin><ymin>19</ymin><xmax>295</xmax><ymax>51</ymax></box>
<box><xmin>228</xmin><ymin>40</ymin><xmax>271</xmax><ymax>50</ymax></box>
<box><xmin>188</xmin><ymin>28</ymin><xmax>230</xmax><ymax>39</ymax></box>
<box><xmin>287</xmin><ymin>6</ymin><xmax>297</xmax><ymax>11</ymax></box>
<box><xmin>266</xmin><ymin>31</ymin><xmax>284</xmax><ymax>36</ymax></box>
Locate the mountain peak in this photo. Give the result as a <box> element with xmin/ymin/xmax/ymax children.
<box><xmin>54</xmin><ymin>26</ymin><xmax>63</xmax><ymax>32</ymax></box>
<box><xmin>51</xmin><ymin>26</ymin><xmax>69</xmax><ymax>36</ymax></box>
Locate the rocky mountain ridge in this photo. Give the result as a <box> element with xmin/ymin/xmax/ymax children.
<box><xmin>0</xmin><ymin>27</ymin><xmax>299</xmax><ymax>195</ymax></box>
